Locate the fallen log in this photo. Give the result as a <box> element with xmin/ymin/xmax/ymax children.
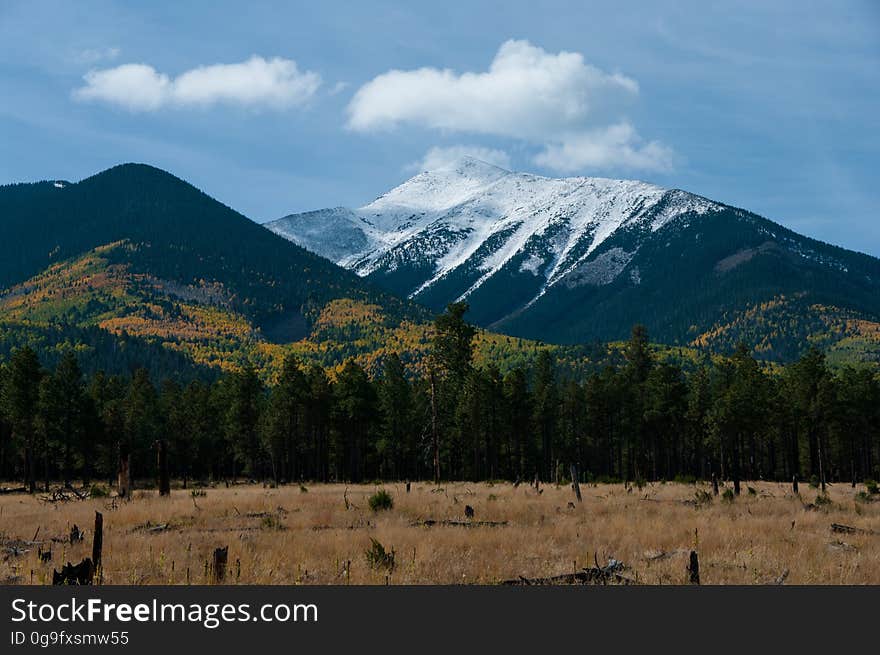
<box><xmin>130</xmin><ymin>521</ymin><xmax>173</xmax><ymax>534</ymax></box>
<box><xmin>831</xmin><ymin>523</ymin><xmax>876</xmax><ymax>536</ymax></box>
<box><xmin>502</xmin><ymin>560</ymin><xmax>636</xmax><ymax>586</ymax></box>
<box><xmin>412</xmin><ymin>519</ymin><xmax>508</xmax><ymax>528</ymax></box>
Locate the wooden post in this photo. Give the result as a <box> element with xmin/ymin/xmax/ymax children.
<box><xmin>570</xmin><ymin>464</ymin><xmax>582</xmax><ymax>503</ymax></box>
<box><xmin>212</xmin><ymin>546</ymin><xmax>228</xmax><ymax>584</ymax></box>
<box><xmin>157</xmin><ymin>439</ymin><xmax>170</xmax><ymax>496</ymax></box>
<box><xmin>92</xmin><ymin>511</ymin><xmax>103</xmax><ymax>584</ymax></box>
<box><xmin>792</xmin><ymin>475</ymin><xmax>799</xmax><ymax>495</ymax></box>
<box><xmin>712</xmin><ymin>472</ymin><xmax>719</xmax><ymax>496</ymax></box>
<box><xmin>688</xmin><ymin>551</ymin><xmax>700</xmax><ymax>585</ymax></box>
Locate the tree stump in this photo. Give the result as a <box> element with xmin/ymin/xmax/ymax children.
<box><xmin>792</xmin><ymin>475</ymin><xmax>799</xmax><ymax>495</ymax></box>
<box><xmin>212</xmin><ymin>546</ymin><xmax>228</xmax><ymax>584</ymax></box>
<box><xmin>92</xmin><ymin>511</ymin><xmax>103</xmax><ymax>583</ymax></box>
<box><xmin>53</xmin><ymin>558</ymin><xmax>94</xmax><ymax>585</ymax></box>
<box><xmin>712</xmin><ymin>473</ymin><xmax>719</xmax><ymax>496</ymax></box>
<box><xmin>687</xmin><ymin>551</ymin><xmax>700</xmax><ymax>585</ymax></box>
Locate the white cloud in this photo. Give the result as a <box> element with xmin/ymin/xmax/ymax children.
<box><xmin>411</xmin><ymin>145</ymin><xmax>512</xmax><ymax>172</ymax></box>
<box><xmin>347</xmin><ymin>39</ymin><xmax>671</xmax><ymax>173</ymax></box>
<box><xmin>535</xmin><ymin>123</ymin><xmax>674</xmax><ymax>173</ymax></box>
<box><xmin>74</xmin><ymin>56</ymin><xmax>321</xmax><ymax>111</ymax></box>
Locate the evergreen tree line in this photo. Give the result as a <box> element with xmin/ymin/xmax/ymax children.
<box><xmin>1</xmin><ymin>303</ymin><xmax>878</xmax><ymax>491</ymax></box>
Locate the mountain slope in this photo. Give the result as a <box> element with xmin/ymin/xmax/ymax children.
<box><xmin>268</xmin><ymin>157</ymin><xmax>880</xmax><ymax>362</ymax></box>
<box><xmin>0</xmin><ymin>164</ymin><xmax>426</xmax><ymax>342</ymax></box>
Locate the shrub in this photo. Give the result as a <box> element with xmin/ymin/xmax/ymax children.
<box><xmin>487</xmin><ymin>494</ymin><xmax>498</xmax><ymax>502</ymax></box>
<box><xmin>368</xmin><ymin>489</ymin><xmax>393</xmax><ymax>512</ymax></box>
<box><xmin>674</xmin><ymin>474</ymin><xmax>697</xmax><ymax>485</ymax></box>
<box><xmin>191</xmin><ymin>489</ymin><xmax>207</xmax><ymax>498</ymax></box>
<box><xmin>261</xmin><ymin>515</ymin><xmax>284</xmax><ymax>530</ymax></box>
<box><xmin>299</xmin><ymin>484</ymin><xmax>309</xmax><ymax>493</ymax></box>
<box><xmin>814</xmin><ymin>493</ymin><xmax>832</xmax><ymax>507</ymax></box>
<box><xmin>88</xmin><ymin>484</ymin><xmax>109</xmax><ymax>498</ymax></box>
<box><xmin>747</xmin><ymin>487</ymin><xmax>757</xmax><ymax>496</ymax></box>
<box><xmin>865</xmin><ymin>479</ymin><xmax>879</xmax><ymax>495</ymax></box>
<box><xmin>365</xmin><ymin>537</ymin><xmax>395</xmax><ymax>571</ymax></box>
<box><xmin>808</xmin><ymin>475</ymin><xmax>819</xmax><ymax>489</ymax></box>
<box><xmin>694</xmin><ymin>489</ymin><xmax>713</xmax><ymax>505</ymax></box>
<box><xmin>634</xmin><ymin>477</ymin><xmax>647</xmax><ymax>490</ymax></box>
<box><xmin>722</xmin><ymin>488</ymin><xmax>735</xmax><ymax>503</ymax></box>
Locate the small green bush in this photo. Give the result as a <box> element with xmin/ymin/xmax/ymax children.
<box><xmin>814</xmin><ymin>493</ymin><xmax>832</xmax><ymax>507</ymax></box>
<box><xmin>747</xmin><ymin>486</ymin><xmax>757</xmax><ymax>496</ymax></box>
<box><xmin>365</xmin><ymin>537</ymin><xmax>395</xmax><ymax>571</ymax></box>
<box><xmin>261</xmin><ymin>515</ymin><xmax>284</xmax><ymax>530</ymax></box>
<box><xmin>808</xmin><ymin>475</ymin><xmax>819</xmax><ymax>489</ymax></box>
<box><xmin>722</xmin><ymin>488</ymin><xmax>735</xmax><ymax>503</ymax></box>
<box><xmin>865</xmin><ymin>479</ymin><xmax>879</xmax><ymax>495</ymax></box>
<box><xmin>368</xmin><ymin>489</ymin><xmax>394</xmax><ymax>512</ymax></box>
<box><xmin>88</xmin><ymin>484</ymin><xmax>109</xmax><ymax>498</ymax></box>
<box><xmin>299</xmin><ymin>484</ymin><xmax>309</xmax><ymax>493</ymax></box>
<box><xmin>694</xmin><ymin>489</ymin><xmax>713</xmax><ymax>505</ymax></box>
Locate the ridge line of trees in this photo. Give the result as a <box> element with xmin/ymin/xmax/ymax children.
<box><xmin>1</xmin><ymin>303</ymin><xmax>878</xmax><ymax>490</ymax></box>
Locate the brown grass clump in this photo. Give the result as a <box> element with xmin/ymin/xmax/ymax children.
<box><xmin>1</xmin><ymin>480</ymin><xmax>877</xmax><ymax>585</ymax></box>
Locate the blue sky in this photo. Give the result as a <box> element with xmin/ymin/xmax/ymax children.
<box><xmin>2</xmin><ymin>0</ymin><xmax>879</xmax><ymax>255</ymax></box>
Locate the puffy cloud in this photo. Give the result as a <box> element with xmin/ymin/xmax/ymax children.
<box><xmin>74</xmin><ymin>56</ymin><xmax>321</xmax><ymax>111</ymax></box>
<box><xmin>348</xmin><ymin>39</ymin><xmax>671</xmax><ymax>173</ymax></box>
<box><xmin>411</xmin><ymin>145</ymin><xmax>511</xmax><ymax>172</ymax></box>
<box><xmin>535</xmin><ymin>123</ymin><xmax>674</xmax><ymax>173</ymax></box>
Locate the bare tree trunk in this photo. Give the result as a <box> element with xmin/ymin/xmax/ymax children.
<box><xmin>570</xmin><ymin>464</ymin><xmax>582</xmax><ymax>503</ymax></box>
<box><xmin>157</xmin><ymin>439</ymin><xmax>170</xmax><ymax>496</ymax></box>
<box><xmin>117</xmin><ymin>443</ymin><xmax>130</xmax><ymax>498</ymax></box>
<box><xmin>430</xmin><ymin>367</ymin><xmax>439</xmax><ymax>485</ymax></box>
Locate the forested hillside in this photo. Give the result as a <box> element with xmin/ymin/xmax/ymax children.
<box><xmin>2</xmin><ymin>304</ymin><xmax>877</xmax><ymax>491</ymax></box>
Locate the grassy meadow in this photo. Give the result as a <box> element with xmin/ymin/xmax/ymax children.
<box><xmin>1</xmin><ymin>480</ymin><xmax>878</xmax><ymax>585</ymax></box>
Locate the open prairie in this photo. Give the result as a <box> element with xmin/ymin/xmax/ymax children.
<box><xmin>1</xmin><ymin>481</ymin><xmax>878</xmax><ymax>585</ymax></box>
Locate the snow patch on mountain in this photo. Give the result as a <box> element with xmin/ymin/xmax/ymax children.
<box><xmin>266</xmin><ymin>155</ymin><xmax>724</xmax><ymax>310</ymax></box>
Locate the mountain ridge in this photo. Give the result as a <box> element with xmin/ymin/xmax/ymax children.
<box><xmin>267</xmin><ymin>156</ymin><xmax>880</xmax><ymax>360</ymax></box>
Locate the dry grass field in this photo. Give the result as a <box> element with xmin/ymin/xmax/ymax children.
<box><xmin>1</xmin><ymin>480</ymin><xmax>878</xmax><ymax>585</ymax></box>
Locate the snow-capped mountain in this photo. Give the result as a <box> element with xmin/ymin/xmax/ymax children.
<box><xmin>268</xmin><ymin>157</ymin><xmax>719</xmax><ymax>309</ymax></box>
<box><xmin>267</xmin><ymin>156</ymin><xmax>880</xmax><ymax>351</ymax></box>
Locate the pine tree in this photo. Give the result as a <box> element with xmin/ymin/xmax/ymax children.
<box><xmin>1</xmin><ymin>347</ymin><xmax>42</xmax><ymax>491</ymax></box>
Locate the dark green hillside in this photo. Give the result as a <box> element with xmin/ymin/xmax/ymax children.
<box><xmin>0</xmin><ymin>164</ymin><xmax>426</xmax><ymax>338</ymax></box>
<box><xmin>497</xmin><ymin>204</ymin><xmax>880</xmax><ymax>362</ymax></box>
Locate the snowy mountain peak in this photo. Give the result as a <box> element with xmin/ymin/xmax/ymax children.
<box><xmin>266</xmin><ymin>165</ymin><xmax>723</xmax><ymax>322</ymax></box>
<box><xmin>365</xmin><ymin>155</ymin><xmax>511</xmax><ymax>216</ymax></box>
